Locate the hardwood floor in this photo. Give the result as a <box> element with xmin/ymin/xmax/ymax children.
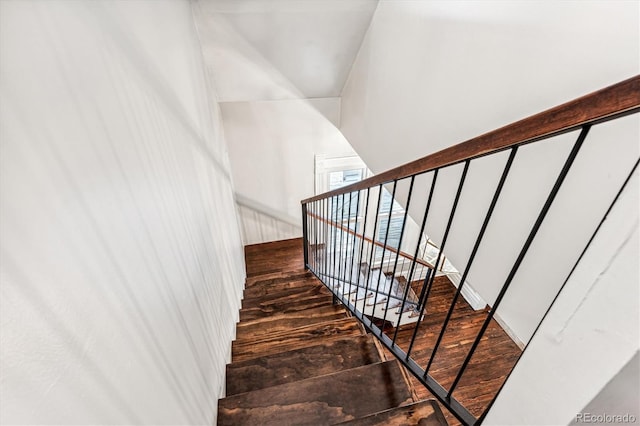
<box><xmin>239</xmin><ymin>238</ymin><xmax>521</xmax><ymax>425</ymax></box>
<box><xmin>244</xmin><ymin>237</ymin><xmax>305</xmax><ymax>277</ymax></box>
<box><xmin>383</xmin><ymin>276</ymin><xmax>522</xmax><ymax>424</ymax></box>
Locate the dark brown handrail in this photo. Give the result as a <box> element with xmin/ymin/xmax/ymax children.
<box><xmin>307</xmin><ymin>211</ymin><xmax>436</xmax><ymax>270</ymax></box>
<box><xmin>303</xmin><ymin>75</ymin><xmax>640</xmax><ymax>203</ymax></box>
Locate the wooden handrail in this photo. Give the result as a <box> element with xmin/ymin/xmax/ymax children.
<box><xmin>302</xmin><ymin>75</ymin><xmax>640</xmax><ymax>203</ymax></box>
<box><xmin>308</xmin><ymin>211</ymin><xmax>436</xmax><ymax>270</ymax></box>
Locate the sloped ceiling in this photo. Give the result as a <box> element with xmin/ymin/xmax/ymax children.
<box><xmin>192</xmin><ymin>0</ymin><xmax>378</xmax><ymax>102</ymax></box>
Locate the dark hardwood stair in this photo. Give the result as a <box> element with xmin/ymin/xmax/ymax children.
<box><xmin>336</xmin><ymin>400</ymin><xmax>448</xmax><ymax>426</ymax></box>
<box><xmin>241</xmin><ymin>281</ymin><xmax>332</xmax><ymax>309</ymax></box>
<box><xmin>226</xmin><ymin>335</ymin><xmax>382</xmax><ymax>395</ymax></box>
<box><xmin>243</xmin><ymin>276</ymin><xmax>321</xmax><ymax>299</ymax></box>
<box><xmin>235</xmin><ymin>304</ymin><xmax>348</xmax><ymax>340</ymax></box>
<box><xmin>239</xmin><ymin>291</ymin><xmax>336</xmax><ymax>322</ymax></box>
<box><xmin>217</xmin><ymin>238</ymin><xmax>447</xmax><ymax>425</ymax></box>
<box><xmin>218</xmin><ymin>361</ymin><xmax>413</xmax><ymax>426</ymax></box>
<box><xmin>232</xmin><ymin>317</ymin><xmax>363</xmax><ymax>362</ymax></box>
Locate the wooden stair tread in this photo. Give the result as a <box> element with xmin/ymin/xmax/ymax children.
<box><xmin>241</xmin><ymin>282</ymin><xmax>331</xmax><ymax>309</ymax></box>
<box><xmin>239</xmin><ymin>294</ymin><xmax>335</xmax><ymax>321</ymax></box>
<box><xmin>237</xmin><ymin>304</ymin><xmax>346</xmax><ymax>328</ymax></box>
<box><xmin>335</xmin><ymin>400</ymin><xmax>448</xmax><ymax>426</ymax></box>
<box><xmin>235</xmin><ymin>305</ymin><xmax>348</xmax><ymax>340</ymax></box>
<box><xmin>218</xmin><ymin>360</ymin><xmax>413</xmax><ymax>426</ymax></box>
<box><xmin>244</xmin><ymin>238</ymin><xmax>304</xmax><ymax>277</ymax></box>
<box><xmin>226</xmin><ymin>335</ymin><xmax>382</xmax><ymax>395</ymax></box>
<box><xmin>245</xmin><ymin>270</ymin><xmax>313</xmax><ymax>288</ymax></box>
<box><xmin>243</xmin><ymin>276</ymin><xmax>320</xmax><ymax>299</ymax></box>
<box><xmin>232</xmin><ymin>317</ymin><xmax>363</xmax><ymax>362</ymax></box>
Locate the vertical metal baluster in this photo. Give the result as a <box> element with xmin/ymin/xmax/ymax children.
<box><xmin>311</xmin><ymin>201</ymin><xmax>315</xmax><ymax>270</ymax></box>
<box><xmin>323</xmin><ymin>197</ymin><xmax>328</xmax><ymax>283</ymax></box>
<box><xmin>347</xmin><ymin>190</ymin><xmax>361</xmax><ymax>298</ymax></box>
<box><xmin>382</xmin><ymin>176</ymin><xmax>415</xmax><ymax>327</ymax></box>
<box><xmin>302</xmin><ymin>203</ymin><xmax>309</xmax><ymax>268</ymax></box>
<box><xmin>313</xmin><ymin>200</ymin><xmax>322</xmax><ymax>272</ymax></box>
<box><xmin>354</xmin><ymin>188</ymin><xmax>371</xmax><ymax>312</ymax></box>
<box><xmin>331</xmin><ymin>195</ymin><xmax>339</xmax><ymax>292</ymax></box>
<box><xmin>325</xmin><ymin>197</ymin><xmax>331</xmax><ymax>284</ymax></box>
<box><xmin>363</xmin><ymin>185</ymin><xmax>383</xmax><ymax>313</ymax></box>
<box><xmin>447</xmin><ymin>126</ymin><xmax>590</xmax><ymax>398</ymax></box>
<box><xmin>311</xmin><ymin>201</ymin><xmax>316</xmax><ymax>271</ymax></box>
<box><xmin>425</xmin><ymin>148</ymin><xmax>518</xmax><ymax>378</ymax></box>
<box><xmin>337</xmin><ymin>193</ymin><xmax>346</xmax><ymax>294</ymax></box>
<box><xmin>407</xmin><ymin>161</ymin><xmax>470</xmax><ymax>359</ymax></box>
<box><xmin>393</xmin><ymin>170</ymin><xmax>438</xmax><ymax>345</ymax></box>
<box><xmin>307</xmin><ymin>201</ymin><xmax>312</xmax><ymax>270</ymax></box>
<box><xmin>317</xmin><ymin>200</ymin><xmax>322</xmax><ymax>272</ymax></box>
<box><xmin>373</xmin><ymin>181</ymin><xmax>398</xmax><ymax>324</ymax></box>
<box><xmin>334</xmin><ymin>194</ymin><xmax>341</xmax><ymax>292</ymax></box>
<box><xmin>341</xmin><ymin>192</ymin><xmax>354</xmax><ymax>293</ymax></box>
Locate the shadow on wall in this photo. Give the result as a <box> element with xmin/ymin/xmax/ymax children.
<box><xmin>235</xmin><ymin>194</ymin><xmax>302</xmax><ymax>245</ymax></box>
<box><xmin>192</xmin><ymin>3</ymin><xmax>361</xmax><ymax>236</ymax></box>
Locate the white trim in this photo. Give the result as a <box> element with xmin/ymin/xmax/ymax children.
<box><xmin>314</xmin><ymin>153</ymin><xmax>370</xmax><ymax>195</ymax></box>
<box><xmin>494</xmin><ymin>313</ymin><xmax>526</xmax><ymax>350</ymax></box>
<box><xmin>444</xmin><ymin>272</ymin><xmax>488</xmax><ymax>311</ymax></box>
<box><xmin>444</xmin><ymin>272</ymin><xmax>526</xmax><ymax>349</ymax></box>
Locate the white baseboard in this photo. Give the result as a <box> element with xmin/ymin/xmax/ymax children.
<box><xmin>493</xmin><ymin>313</ymin><xmax>526</xmax><ymax>350</ymax></box>
<box><xmin>443</xmin><ymin>272</ymin><xmax>525</xmax><ymax>348</ymax></box>
<box><xmin>444</xmin><ymin>272</ymin><xmax>488</xmax><ymax>311</ymax></box>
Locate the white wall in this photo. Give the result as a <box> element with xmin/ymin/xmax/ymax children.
<box><xmin>0</xmin><ymin>1</ymin><xmax>245</xmax><ymax>424</ymax></box>
<box><xmin>221</xmin><ymin>98</ymin><xmax>357</xmax><ymax>241</ymax></box>
<box><xmin>192</xmin><ymin>1</ymin><xmax>366</xmax><ymax>245</ymax></box>
<box><xmin>191</xmin><ymin>0</ymin><xmax>378</xmax><ymax>102</ymax></box>
<box><xmin>569</xmin><ymin>352</ymin><xmax>639</xmax><ymax>426</ymax></box>
<box><xmin>235</xmin><ymin>194</ymin><xmax>302</xmax><ymax>245</ymax></box>
<box><xmin>340</xmin><ymin>1</ymin><xmax>639</xmax><ymax>421</ymax></box>
<box><xmin>485</xmin><ymin>170</ymin><xmax>638</xmax><ymax>425</ymax></box>
<box><xmin>340</xmin><ymin>0</ymin><xmax>639</xmax><ymax>343</ymax></box>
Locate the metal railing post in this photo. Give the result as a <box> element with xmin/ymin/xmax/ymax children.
<box><xmin>302</xmin><ymin>202</ymin><xmax>309</xmax><ymax>269</ymax></box>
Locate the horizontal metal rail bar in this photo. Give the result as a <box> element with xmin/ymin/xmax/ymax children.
<box><xmin>313</xmin><ymin>271</ymin><xmax>420</xmax><ymax>307</ymax></box>
<box><xmin>306</xmin><ymin>211</ymin><xmax>437</xmax><ymax>271</ymax></box>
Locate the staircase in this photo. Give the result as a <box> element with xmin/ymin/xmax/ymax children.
<box><xmin>217</xmin><ymin>238</ymin><xmax>448</xmax><ymax>426</ymax></box>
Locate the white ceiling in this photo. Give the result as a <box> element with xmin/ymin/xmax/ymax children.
<box><xmin>192</xmin><ymin>0</ymin><xmax>379</xmax><ymax>102</ymax></box>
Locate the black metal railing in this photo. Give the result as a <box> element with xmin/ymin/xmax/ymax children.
<box><xmin>301</xmin><ymin>77</ymin><xmax>640</xmax><ymax>425</ymax></box>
